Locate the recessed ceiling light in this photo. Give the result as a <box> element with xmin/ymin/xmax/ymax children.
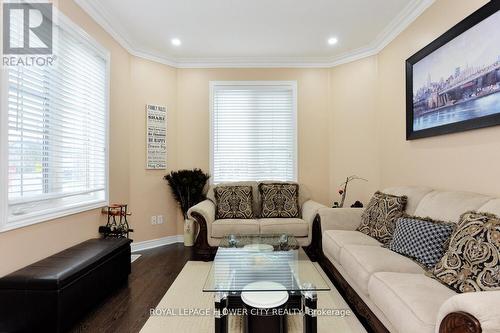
<box><xmin>328</xmin><ymin>37</ymin><xmax>338</xmax><ymax>45</ymax></box>
<box><xmin>171</xmin><ymin>38</ymin><xmax>181</xmax><ymax>46</ymax></box>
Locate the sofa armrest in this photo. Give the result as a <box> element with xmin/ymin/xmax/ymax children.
<box><xmin>188</xmin><ymin>199</ymin><xmax>215</xmax><ymax>225</ymax></box>
<box><xmin>188</xmin><ymin>200</ymin><xmax>216</xmax><ymax>259</ymax></box>
<box><xmin>317</xmin><ymin>207</ymin><xmax>364</xmax><ymax>231</ymax></box>
<box><xmin>437</xmin><ymin>291</ymin><xmax>500</xmax><ymax>333</ymax></box>
<box><xmin>302</xmin><ymin>200</ymin><xmax>327</xmax><ymax>225</ymax></box>
<box><xmin>302</xmin><ymin>200</ymin><xmax>327</xmax><ymax>249</ymax></box>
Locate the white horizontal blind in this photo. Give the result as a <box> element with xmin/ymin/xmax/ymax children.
<box><xmin>211</xmin><ymin>82</ymin><xmax>297</xmax><ymax>183</ymax></box>
<box><xmin>6</xmin><ymin>15</ymin><xmax>108</xmax><ymax>224</ymax></box>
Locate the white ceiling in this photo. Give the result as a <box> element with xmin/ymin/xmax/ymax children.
<box><xmin>75</xmin><ymin>0</ymin><xmax>435</xmax><ymax>68</ymax></box>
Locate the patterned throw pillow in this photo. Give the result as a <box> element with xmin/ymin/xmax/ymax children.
<box><xmin>430</xmin><ymin>211</ymin><xmax>500</xmax><ymax>293</ymax></box>
<box><xmin>259</xmin><ymin>183</ymin><xmax>300</xmax><ymax>218</ymax></box>
<box><xmin>388</xmin><ymin>216</ymin><xmax>455</xmax><ymax>269</ymax></box>
<box><xmin>214</xmin><ymin>186</ymin><xmax>254</xmax><ymax>219</ymax></box>
<box><xmin>357</xmin><ymin>191</ymin><xmax>407</xmax><ymax>244</ymax></box>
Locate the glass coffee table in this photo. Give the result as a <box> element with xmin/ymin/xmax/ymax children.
<box><xmin>203</xmin><ymin>234</ymin><xmax>330</xmax><ymax>333</ymax></box>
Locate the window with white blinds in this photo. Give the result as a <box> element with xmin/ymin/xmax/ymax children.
<box><xmin>1</xmin><ymin>14</ymin><xmax>109</xmax><ymax>228</ymax></box>
<box><xmin>210</xmin><ymin>82</ymin><xmax>297</xmax><ymax>183</ymax></box>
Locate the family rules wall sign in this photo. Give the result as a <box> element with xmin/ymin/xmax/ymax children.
<box><xmin>146</xmin><ymin>104</ymin><xmax>167</xmax><ymax>169</ymax></box>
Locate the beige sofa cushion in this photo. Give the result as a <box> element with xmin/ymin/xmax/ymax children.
<box><xmin>339</xmin><ymin>245</ymin><xmax>425</xmax><ymax>295</ymax></box>
<box><xmin>322</xmin><ymin>230</ymin><xmax>381</xmax><ymax>262</ymax></box>
<box><xmin>259</xmin><ymin>218</ymin><xmax>308</xmax><ymax>237</ymax></box>
<box><xmin>414</xmin><ymin>191</ymin><xmax>492</xmax><ymax>222</ymax></box>
<box><xmin>211</xmin><ymin>219</ymin><xmax>259</xmax><ymax>238</ymax></box>
<box><xmin>369</xmin><ymin>272</ymin><xmax>456</xmax><ymax>333</ymax></box>
<box><xmin>478</xmin><ymin>198</ymin><xmax>500</xmax><ymax>216</ymax></box>
<box><xmin>383</xmin><ymin>186</ymin><xmax>433</xmax><ymax>215</ymax></box>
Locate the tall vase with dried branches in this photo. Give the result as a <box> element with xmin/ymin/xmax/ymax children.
<box><xmin>333</xmin><ymin>175</ymin><xmax>368</xmax><ymax>208</ymax></box>
<box><xmin>164</xmin><ymin>169</ymin><xmax>210</xmax><ymax>246</ymax></box>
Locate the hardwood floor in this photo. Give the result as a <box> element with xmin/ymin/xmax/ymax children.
<box><xmin>70</xmin><ymin>243</ymin><xmax>194</xmax><ymax>333</ymax></box>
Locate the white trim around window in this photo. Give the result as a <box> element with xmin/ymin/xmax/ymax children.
<box><xmin>0</xmin><ymin>60</ymin><xmax>8</xmax><ymax>230</ymax></box>
<box><xmin>209</xmin><ymin>81</ymin><xmax>298</xmax><ymax>184</ymax></box>
<box><xmin>0</xmin><ymin>9</ymin><xmax>110</xmax><ymax>232</ymax></box>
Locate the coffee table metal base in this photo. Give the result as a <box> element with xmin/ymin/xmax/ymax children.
<box><xmin>243</xmin><ymin>305</ymin><xmax>287</xmax><ymax>333</ymax></box>
<box><xmin>214</xmin><ymin>292</ymin><xmax>317</xmax><ymax>333</ymax></box>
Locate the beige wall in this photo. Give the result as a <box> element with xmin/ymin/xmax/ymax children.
<box><xmin>176</xmin><ymin>68</ymin><xmax>331</xmax><ymax>205</ymax></box>
<box><xmin>328</xmin><ymin>56</ymin><xmax>380</xmax><ymax>205</ymax></box>
<box><xmin>377</xmin><ymin>0</ymin><xmax>500</xmax><ymax>196</ymax></box>
<box><xmin>129</xmin><ymin>57</ymin><xmax>182</xmax><ymax>241</ymax></box>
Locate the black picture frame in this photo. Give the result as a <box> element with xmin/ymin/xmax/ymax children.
<box><xmin>406</xmin><ymin>1</ymin><xmax>500</xmax><ymax>140</ymax></box>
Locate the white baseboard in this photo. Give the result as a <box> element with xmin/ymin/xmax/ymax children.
<box><xmin>131</xmin><ymin>235</ymin><xmax>184</xmax><ymax>252</ymax></box>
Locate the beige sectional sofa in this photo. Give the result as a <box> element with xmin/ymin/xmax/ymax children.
<box><xmin>188</xmin><ymin>181</ymin><xmax>326</xmax><ymax>259</ymax></box>
<box><xmin>317</xmin><ymin>186</ymin><xmax>500</xmax><ymax>333</ymax></box>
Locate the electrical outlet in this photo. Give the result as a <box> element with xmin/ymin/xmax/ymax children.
<box><xmin>151</xmin><ymin>216</ymin><xmax>157</xmax><ymax>225</ymax></box>
<box><xmin>157</xmin><ymin>215</ymin><xmax>164</xmax><ymax>224</ymax></box>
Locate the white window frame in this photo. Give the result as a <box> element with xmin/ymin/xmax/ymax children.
<box><xmin>209</xmin><ymin>81</ymin><xmax>298</xmax><ymax>184</ymax></box>
<box><xmin>0</xmin><ymin>10</ymin><xmax>110</xmax><ymax>232</ymax></box>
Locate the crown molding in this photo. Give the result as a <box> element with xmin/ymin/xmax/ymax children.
<box><xmin>372</xmin><ymin>0</ymin><xmax>435</xmax><ymax>53</ymax></box>
<box><xmin>129</xmin><ymin>49</ymin><xmax>178</xmax><ymax>67</ymax></box>
<box><xmin>75</xmin><ymin>0</ymin><xmax>435</xmax><ymax>69</ymax></box>
<box><xmin>74</xmin><ymin>0</ymin><xmax>134</xmax><ymax>52</ymax></box>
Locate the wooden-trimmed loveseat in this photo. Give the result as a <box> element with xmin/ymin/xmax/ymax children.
<box><xmin>187</xmin><ymin>181</ymin><xmax>326</xmax><ymax>260</ymax></box>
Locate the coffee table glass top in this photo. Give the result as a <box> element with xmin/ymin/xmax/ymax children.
<box><xmin>203</xmin><ymin>234</ymin><xmax>330</xmax><ymax>293</ymax></box>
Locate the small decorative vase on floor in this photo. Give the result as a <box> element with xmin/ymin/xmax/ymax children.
<box><xmin>184</xmin><ymin>219</ymin><xmax>194</xmax><ymax>247</ymax></box>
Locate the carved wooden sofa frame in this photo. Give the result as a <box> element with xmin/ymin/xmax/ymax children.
<box><xmin>190</xmin><ymin>211</ymin><xmax>217</xmax><ymax>261</ymax></box>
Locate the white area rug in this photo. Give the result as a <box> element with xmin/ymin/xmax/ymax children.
<box><xmin>140</xmin><ymin>261</ymin><xmax>366</xmax><ymax>333</ymax></box>
<box><xmin>131</xmin><ymin>254</ymin><xmax>142</xmax><ymax>263</ymax></box>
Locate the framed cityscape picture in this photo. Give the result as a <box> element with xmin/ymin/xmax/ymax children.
<box><xmin>406</xmin><ymin>1</ymin><xmax>500</xmax><ymax>140</ymax></box>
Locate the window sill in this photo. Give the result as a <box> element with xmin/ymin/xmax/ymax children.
<box><xmin>0</xmin><ymin>200</ymin><xmax>108</xmax><ymax>233</ymax></box>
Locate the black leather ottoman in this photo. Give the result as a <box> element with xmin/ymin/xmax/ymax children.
<box><xmin>0</xmin><ymin>238</ymin><xmax>132</xmax><ymax>333</ymax></box>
